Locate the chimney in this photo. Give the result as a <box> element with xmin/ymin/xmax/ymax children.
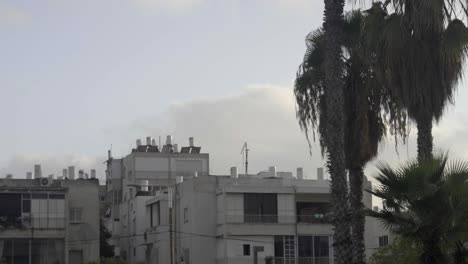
<box><xmin>151</xmin><ymin>138</ymin><xmax>156</xmax><ymax>146</ymax></box>
<box><xmin>6</xmin><ymin>174</ymin><xmax>12</xmax><ymax>179</ymax></box>
<box><xmin>26</xmin><ymin>172</ymin><xmax>32</xmax><ymax>179</ymax></box>
<box><xmin>140</xmin><ymin>180</ymin><xmax>149</xmax><ymax>192</ymax></box>
<box><xmin>173</xmin><ymin>144</ymin><xmax>179</xmax><ymax>153</ymax></box>
<box><xmin>146</xmin><ymin>136</ymin><xmax>152</xmax><ymax>146</ymax></box>
<box><xmin>297</xmin><ymin>167</ymin><xmax>304</xmax><ymax>180</ymax></box>
<box><xmin>91</xmin><ymin>169</ymin><xmax>96</xmax><ymax>179</ymax></box>
<box><xmin>108</xmin><ymin>150</ymin><xmax>112</xmax><ymax>159</ymax></box>
<box><xmin>166</xmin><ymin>135</ymin><xmax>173</xmax><ymax>145</ymax></box>
<box><xmin>62</xmin><ymin>169</ymin><xmax>68</xmax><ymax>178</ymax></box>
<box><xmin>317</xmin><ymin>167</ymin><xmax>324</xmax><ymax>180</ymax></box>
<box><xmin>268</xmin><ymin>166</ymin><xmax>277</xmax><ymax>177</ymax></box>
<box><xmin>176</xmin><ymin>176</ymin><xmax>184</xmax><ymax>184</ymax></box>
<box><xmin>189</xmin><ymin>137</ymin><xmax>194</xmax><ymax>147</ymax></box>
<box><xmin>230</xmin><ymin>167</ymin><xmax>238</xmax><ymax>178</ymax></box>
<box><xmin>136</xmin><ymin>139</ymin><xmax>142</xmax><ymax>147</ymax></box>
<box><xmin>34</xmin><ymin>164</ymin><xmax>42</xmax><ymax>179</ymax></box>
<box><xmin>68</xmin><ymin>166</ymin><xmax>75</xmax><ymax>180</ymax></box>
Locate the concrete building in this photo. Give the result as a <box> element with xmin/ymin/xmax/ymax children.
<box><xmin>142</xmin><ymin>167</ymin><xmax>387</xmax><ymax>264</ymax></box>
<box><xmin>0</xmin><ymin>175</ymin><xmax>100</xmax><ymax>264</ymax></box>
<box><xmin>104</xmin><ymin>136</ymin><xmax>208</xmax><ymax>263</ymax></box>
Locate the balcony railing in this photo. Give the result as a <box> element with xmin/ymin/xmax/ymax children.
<box><xmin>223</xmin><ymin>214</ymin><xmax>331</xmax><ymax>224</ymax></box>
<box><xmin>0</xmin><ymin>216</ymin><xmax>65</xmax><ymax>229</ymax></box>
<box><xmin>269</xmin><ymin>257</ymin><xmax>331</xmax><ymax>264</ymax></box>
<box><xmin>215</xmin><ymin>257</ymin><xmax>331</xmax><ymax>264</ymax></box>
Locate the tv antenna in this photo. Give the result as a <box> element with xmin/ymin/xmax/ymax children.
<box><xmin>241</xmin><ymin>142</ymin><xmax>249</xmax><ymax>176</ymax></box>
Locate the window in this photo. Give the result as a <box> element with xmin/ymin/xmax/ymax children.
<box><xmin>379</xmin><ymin>235</ymin><xmax>389</xmax><ymax>247</ymax></box>
<box><xmin>243</xmin><ymin>244</ymin><xmax>250</xmax><ymax>256</ymax></box>
<box><xmin>184</xmin><ymin>207</ymin><xmax>189</xmax><ymax>223</ymax></box>
<box><xmin>70</xmin><ymin>208</ymin><xmax>82</xmax><ymax>223</ymax></box>
<box><xmin>297</xmin><ymin>235</ymin><xmax>331</xmax><ymax>263</ymax></box>
<box><xmin>150</xmin><ymin>202</ymin><xmax>160</xmax><ymax>227</ymax></box>
<box><xmin>296</xmin><ymin>202</ymin><xmax>331</xmax><ymax>223</ymax></box>
<box><xmin>243</xmin><ymin>193</ymin><xmax>277</xmax><ymax>223</ymax></box>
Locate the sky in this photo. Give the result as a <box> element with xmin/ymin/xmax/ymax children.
<box><xmin>2</xmin><ymin>0</ymin><xmax>468</xmax><ymax>183</ymax></box>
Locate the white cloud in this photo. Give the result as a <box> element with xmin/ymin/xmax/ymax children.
<box><xmin>0</xmin><ymin>3</ymin><xmax>30</xmax><ymax>27</ymax></box>
<box><xmin>4</xmin><ymin>84</ymin><xmax>468</xmax><ymax>185</ymax></box>
<box><xmin>135</xmin><ymin>84</ymin><xmax>327</xmax><ymax>178</ymax></box>
<box><xmin>132</xmin><ymin>0</ymin><xmax>204</xmax><ymax>14</ymax></box>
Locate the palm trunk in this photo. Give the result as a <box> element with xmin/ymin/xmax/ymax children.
<box><xmin>323</xmin><ymin>0</ymin><xmax>352</xmax><ymax>263</ymax></box>
<box><xmin>349</xmin><ymin>167</ymin><xmax>365</xmax><ymax>264</ymax></box>
<box><xmin>417</xmin><ymin>115</ymin><xmax>433</xmax><ymax>162</ymax></box>
<box><xmin>421</xmin><ymin>239</ymin><xmax>444</xmax><ymax>264</ymax></box>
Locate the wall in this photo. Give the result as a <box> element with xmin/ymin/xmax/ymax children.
<box><xmin>64</xmin><ymin>180</ymin><xmax>100</xmax><ymax>263</ymax></box>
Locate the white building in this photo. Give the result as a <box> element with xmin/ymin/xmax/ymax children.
<box><xmin>106</xmin><ymin>136</ymin><xmax>391</xmax><ymax>264</ymax></box>
<box><xmin>105</xmin><ymin>136</ymin><xmax>208</xmax><ymax>263</ymax></box>
<box><xmin>143</xmin><ymin>167</ymin><xmax>388</xmax><ymax>264</ymax></box>
<box><xmin>0</xmin><ymin>173</ymin><xmax>100</xmax><ymax>264</ymax></box>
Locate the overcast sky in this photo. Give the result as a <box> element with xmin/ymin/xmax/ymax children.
<box><xmin>2</xmin><ymin>0</ymin><xmax>468</xmax><ymax>183</ymax></box>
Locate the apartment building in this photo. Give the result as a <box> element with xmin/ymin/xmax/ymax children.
<box><xmin>142</xmin><ymin>167</ymin><xmax>385</xmax><ymax>264</ymax></box>
<box><xmin>0</xmin><ymin>174</ymin><xmax>100</xmax><ymax>264</ymax></box>
<box><xmin>104</xmin><ymin>136</ymin><xmax>208</xmax><ymax>263</ymax></box>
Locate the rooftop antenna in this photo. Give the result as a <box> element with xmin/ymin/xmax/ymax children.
<box><xmin>241</xmin><ymin>142</ymin><xmax>249</xmax><ymax>175</ymax></box>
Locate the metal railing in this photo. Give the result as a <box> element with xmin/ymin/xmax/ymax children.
<box><xmin>223</xmin><ymin>214</ymin><xmax>331</xmax><ymax>224</ymax></box>
<box><xmin>0</xmin><ymin>216</ymin><xmax>65</xmax><ymax>229</ymax></box>
<box><xmin>269</xmin><ymin>257</ymin><xmax>331</xmax><ymax>264</ymax></box>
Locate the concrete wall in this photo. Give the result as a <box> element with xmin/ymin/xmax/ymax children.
<box><xmin>64</xmin><ymin>180</ymin><xmax>100</xmax><ymax>263</ymax></box>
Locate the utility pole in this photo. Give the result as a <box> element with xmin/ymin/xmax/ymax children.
<box><xmin>169</xmin><ymin>187</ymin><xmax>175</xmax><ymax>264</ymax></box>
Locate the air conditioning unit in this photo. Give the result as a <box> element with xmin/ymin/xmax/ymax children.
<box><xmin>40</xmin><ymin>177</ymin><xmax>52</xmax><ymax>187</ymax></box>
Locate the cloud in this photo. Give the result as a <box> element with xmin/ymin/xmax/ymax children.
<box><xmin>0</xmin><ymin>3</ymin><xmax>30</xmax><ymax>27</ymax></box>
<box><xmin>4</xmin><ymin>84</ymin><xmax>468</xmax><ymax>185</ymax></box>
<box><xmin>132</xmin><ymin>0</ymin><xmax>204</xmax><ymax>14</ymax></box>
<box><xmin>134</xmin><ymin>84</ymin><xmax>327</xmax><ymax>178</ymax></box>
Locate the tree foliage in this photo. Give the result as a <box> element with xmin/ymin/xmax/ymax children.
<box><xmin>368</xmin><ymin>154</ymin><xmax>468</xmax><ymax>264</ymax></box>
<box><xmin>368</xmin><ymin>238</ymin><xmax>421</xmax><ymax>264</ymax></box>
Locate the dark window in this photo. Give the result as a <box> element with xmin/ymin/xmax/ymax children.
<box><xmin>243</xmin><ymin>244</ymin><xmax>250</xmax><ymax>256</ymax></box>
<box><xmin>49</xmin><ymin>193</ymin><xmax>65</xmax><ymax>199</ymax></box>
<box><xmin>244</xmin><ymin>193</ymin><xmax>277</xmax><ymax>223</ymax></box>
<box><xmin>314</xmin><ymin>236</ymin><xmax>330</xmax><ymax>258</ymax></box>
<box><xmin>296</xmin><ymin>202</ymin><xmax>330</xmax><ymax>223</ymax></box>
<box><xmin>379</xmin><ymin>236</ymin><xmax>389</xmax><ymax>247</ymax></box>
<box><xmin>274</xmin><ymin>236</ymin><xmax>284</xmax><ymax>257</ymax></box>
<box><xmin>22</xmin><ymin>200</ymin><xmax>31</xmax><ymax>213</ymax></box>
<box><xmin>298</xmin><ymin>236</ymin><xmax>313</xmax><ymax>257</ymax></box>
<box><xmin>31</xmin><ymin>193</ymin><xmax>48</xmax><ymax>199</ymax></box>
<box><xmin>150</xmin><ymin>204</ymin><xmax>154</xmax><ymax>227</ymax></box>
<box><xmin>0</xmin><ymin>193</ymin><xmax>21</xmax><ymax>218</ymax></box>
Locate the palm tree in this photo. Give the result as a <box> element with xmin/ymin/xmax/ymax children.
<box><xmin>295</xmin><ymin>7</ymin><xmax>406</xmax><ymax>264</ymax></box>
<box><xmin>368</xmin><ymin>154</ymin><xmax>468</xmax><ymax>264</ymax></box>
<box><xmin>375</xmin><ymin>0</ymin><xmax>468</xmax><ymax>161</ymax></box>
<box><xmin>299</xmin><ymin>0</ymin><xmax>351</xmax><ymax>263</ymax></box>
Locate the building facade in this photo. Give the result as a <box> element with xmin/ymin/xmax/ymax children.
<box><xmin>143</xmin><ymin>168</ymin><xmax>386</xmax><ymax>264</ymax></box>
<box><xmin>104</xmin><ymin>136</ymin><xmax>209</xmax><ymax>263</ymax></box>
<box><xmin>0</xmin><ymin>177</ymin><xmax>100</xmax><ymax>264</ymax></box>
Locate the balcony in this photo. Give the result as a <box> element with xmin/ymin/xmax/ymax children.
<box><xmin>269</xmin><ymin>257</ymin><xmax>331</xmax><ymax>264</ymax></box>
<box><xmin>223</xmin><ymin>214</ymin><xmax>331</xmax><ymax>224</ymax></box>
<box><xmin>0</xmin><ymin>216</ymin><xmax>65</xmax><ymax>229</ymax></box>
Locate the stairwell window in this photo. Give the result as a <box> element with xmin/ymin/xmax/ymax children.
<box><xmin>379</xmin><ymin>235</ymin><xmax>389</xmax><ymax>247</ymax></box>
<box><xmin>243</xmin><ymin>244</ymin><xmax>250</xmax><ymax>256</ymax></box>
<box><xmin>70</xmin><ymin>208</ymin><xmax>82</xmax><ymax>223</ymax></box>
